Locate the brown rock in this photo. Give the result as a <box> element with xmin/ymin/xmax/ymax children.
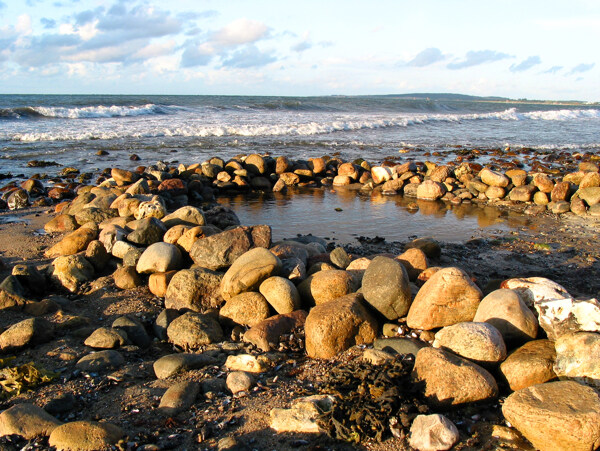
<box><xmin>396</xmin><ymin>248</ymin><xmax>428</xmax><ymax>281</ymax></box>
<box><xmin>417</xmin><ymin>180</ymin><xmax>446</xmax><ymax>200</ymax></box>
<box><xmin>480</xmin><ymin>168</ymin><xmax>509</xmax><ymax>187</ymax></box>
<box><xmin>337</xmin><ymin>162</ymin><xmax>359</xmax><ymax>180</ymax></box>
<box><xmin>149</xmin><ymin>271</ymin><xmax>177</xmax><ymax>297</ymax></box>
<box><xmin>44</xmin><ymin>224</ymin><xmax>98</xmax><ymax>258</ymax></box>
<box><xmin>49</xmin><ymin>421</ymin><xmax>124</xmax><ymax>451</ymax></box>
<box><xmin>502</xmin><ymin>381</ymin><xmax>600</xmax><ymax>451</ymax></box>
<box><xmin>579</xmin><ymin>171</ymin><xmax>600</xmax><ymax>189</ymax></box>
<box><xmin>412</xmin><ymin>347</ymin><xmax>498</xmax><ymax>407</ymax></box>
<box><xmin>111</xmin><ymin>167</ymin><xmax>138</xmax><ymax>186</ymax></box>
<box><xmin>297</xmin><ymin>269</ymin><xmax>358</xmax><ymax>305</ymax></box>
<box><xmin>304</xmin><ymin>294</ymin><xmax>378</xmax><ymax>359</ymax></box>
<box><xmin>407</xmin><ymin>267</ymin><xmax>482</xmax><ymax>330</ymax></box>
<box><xmin>0</xmin><ymin>403</ymin><xmax>62</xmax><ymax>439</ymax></box>
<box><xmin>275</xmin><ymin>156</ymin><xmax>292</xmax><ymax>174</ymax></box>
<box><xmin>533</xmin><ymin>173</ymin><xmax>554</xmax><ymax>193</ymax></box>
<box><xmin>500</xmin><ymin>339</ymin><xmax>556</xmax><ymax>391</ymax></box>
<box><xmin>113</xmin><ymin>266</ymin><xmax>142</xmax><ymax>290</ymax></box>
<box><xmin>243</xmin><ymin>310</ymin><xmax>308</xmax><ymax>351</ymax></box>
<box><xmin>219</xmin><ymin>292</ymin><xmax>271</xmax><ymax>327</ymax></box>
<box><xmin>44</xmin><ymin>214</ymin><xmax>79</xmax><ymax>233</ymax></box>
<box><xmin>165</xmin><ymin>268</ymin><xmax>224</xmax><ymax>311</ymax></box>
<box><xmin>220</xmin><ymin>248</ymin><xmax>282</xmax><ymax>300</ymax></box>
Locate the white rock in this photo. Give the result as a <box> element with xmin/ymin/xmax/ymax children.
<box><xmin>270</xmin><ymin>395</ymin><xmax>335</xmax><ymax>433</ymax></box>
<box><xmin>535</xmin><ymin>297</ymin><xmax>600</xmax><ymax>340</ymax></box>
<box><xmin>410</xmin><ymin>414</ymin><xmax>459</xmax><ymax>451</ymax></box>
<box><xmin>501</xmin><ymin>277</ymin><xmax>570</xmax><ymax>307</ymax></box>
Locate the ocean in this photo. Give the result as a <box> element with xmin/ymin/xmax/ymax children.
<box><xmin>1</xmin><ymin>94</ymin><xmax>598</xmax><ymax>242</ymax></box>
<box><xmin>1</xmin><ymin>94</ymin><xmax>599</xmax><ymax>179</ymax></box>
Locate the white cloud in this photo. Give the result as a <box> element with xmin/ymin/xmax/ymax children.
<box><xmin>213</xmin><ymin>18</ymin><xmax>268</xmax><ymax>47</ymax></box>
<box><xmin>16</xmin><ymin>14</ymin><xmax>32</xmax><ymax>35</ymax></box>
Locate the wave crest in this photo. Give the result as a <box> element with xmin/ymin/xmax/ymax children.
<box><xmin>0</xmin><ymin>103</ymin><xmax>173</xmax><ymax>119</ymax></box>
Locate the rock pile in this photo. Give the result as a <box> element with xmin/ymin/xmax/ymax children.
<box><xmin>1</xmin><ymin>158</ymin><xmax>600</xmax><ymax>450</ymax></box>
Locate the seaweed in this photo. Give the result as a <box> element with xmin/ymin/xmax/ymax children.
<box><xmin>0</xmin><ymin>358</ymin><xmax>58</xmax><ymax>398</ymax></box>
<box><xmin>315</xmin><ymin>355</ymin><xmax>428</xmax><ymax>443</ymax></box>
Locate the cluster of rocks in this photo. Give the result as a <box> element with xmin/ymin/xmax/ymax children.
<box><xmin>1</xmin><ymin>161</ymin><xmax>600</xmax><ymax>450</ymax></box>
<box><xmin>2</xmin><ymin>153</ymin><xmax>600</xmax><ymax>219</ymax></box>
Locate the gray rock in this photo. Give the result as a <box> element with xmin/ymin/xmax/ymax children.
<box><xmin>329</xmin><ymin>247</ymin><xmax>351</xmax><ymax>269</ymax></box>
<box><xmin>127</xmin><ymin>216</ymin><xmax>166</xmax><ymax>245</ymax></box>
<box><xmin>76</xmin><ymin>350</ymin><xmax>125</xmax><ymax>372</ymax></box>
<box><xmin>153</xmin><ymin>352</ymin><xmax>217</xmax><ymax>379</ymax></box>
<box><xmin>220</xmin><ymin>248</ymin><xmax>282</xmax><ymax>300</ymax></box>
<box><xmin>374</xmin><ymin>337</ymin><xmax>428</xmax><ymax>357</ymax></box>
<box><xmin>0</xmin><ymin>318</ymin><xmax>54</xmax><ymax>351</ymax></box>
<box><xmin>189</xmin><ymin>225</ymin><xmax>271</xmax><ymax>270</ymax></box>
<box><xmin>165</xmin><ymin>267</ymin><xmax>224</xmax><ymax>311</ymax></box>
<box><xmin>535</xmin><ymin>297</ymin><xmax>600</xmax><ymax>340</ymax></box>
<box><xmin>112</xmin><ymin>316</ymin><xmax>151</xmax><ymax>348</ymax></box>
<box><xmin>167</xmin><ymin>312</ymin><xmax>223</xmax><ymax>350</ymax></box>
<box><xmin>84</xmin><ymin>327</ymin><xmax>128</xmax><ymax>349</ymax></box>
<box><xmin>270</xmin><ymin>395</ymin><xmax>335</xmax><ymax>433</ymax></box>
<box><xmin>154</xmin><ymin>309</ymin><xmax>179</xmax><ymax>340</ymax></box>
<box><xmin>162</xmin><ymin>205</ymin><xmax>206</xmax><ymax>228</ymax></box>
<box><xmin>158</xmin><ymin>381</ymin><xmax>200</xmax><ymax>416</ymax></box>
<box><xmin>433</xmin><ymin>322</ymin><xmax>507</xmax><ymax>366</ymax></box>
<box><xmin>409</xmin><ymin>414</ymin><xmax>459</xmax><ymax>451</ymax></box>
<box><xmin>11</xmin><ymin>264</ymin><xmax>46</xmax><ymax>295</ymax></box>
<box><xmin>362</xmin><ymin>256</ymin><xmax>412</xmax><ymax>320</ymax></box>
<box><xmin>226</xmin><ymin>371</ymin><xmax>254</xmax><ymax>394</ymax></box>
<box><xmin>554</xmin><ymin>332</ymin><xmax>600</xmax><ymax>389</ymax></box>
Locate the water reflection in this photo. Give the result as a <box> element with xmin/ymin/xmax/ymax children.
<box><xmin>217</xmin><ymin>188</ymin><xmax>531</xmax><ymax>244</ymax></box>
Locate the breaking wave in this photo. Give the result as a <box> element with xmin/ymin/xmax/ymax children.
<box><xmin>0</xmin><ymin>103</ymin><xmax>174</xmax><ymax>119</ymax></box>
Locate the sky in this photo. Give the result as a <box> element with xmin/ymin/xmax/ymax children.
<box><xmin>0</xmin><ymin>0</ymin><xmax>598</xmax><ymax>100</ymax></box>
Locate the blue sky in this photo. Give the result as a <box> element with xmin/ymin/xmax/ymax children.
<box><xmin>0</xmin><ymin>0</ymin><xmax>598</xmax><ymax>100</ymax></box>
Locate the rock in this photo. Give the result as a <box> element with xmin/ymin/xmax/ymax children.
<box><xmin>259</xmin><ymin>276</ymin><xmax>301</xmax><ymax>314</ymax></box>
<box><xmin>99</xmin><ymin>224</ymin><xmax>128</xmax><ymax>254</ymax></box>
<box><xmin>554</xmin><ymin>332</ymin><xmax>600</xmax><ymax>388</ymax></box>
<box><xmin>76</xmin><ymin>350</ymin><xmax>125</xmax><ymax>372</ymax></box>
<box><xmin>551</xmin><ymin>181</ymin><xmax>572</xmax><ymax>202</ymax></box>
<box><xmin>44</xmin><ymin>224</ymin><xmax>98</xmax><ymax>258</ymax></box>
<box><xmin>49</xmin><ymin>254</ymin><xmax>95</xmax><ymax>293</ymax></box>
<box><xmin>84</xmin><ymin>327</ymin><xmax>128</xmax><ymax>349</ymax></box>
<box><xmin>578</xmin><ymin>187</ymin><xmax>600</xmax><ymax>206</ymax></box>
<box><xmin>85</xmin><ymin>240</ymin><xmax>110</xmax><ymax>272</ymax></box>
<box><xmin>165</xmin><ymin>268</ymin><xmax>224</xmax><ymax>311</ymax></box>
<box><xmin>148</xmin><ymin>271</ymin><xmax>177</xmax><ymax>298</ymax></box>
<box><xmin>580</xmin><ymin>172</ymin><xmax>600</xmax><ymax>188</ymax></box>
<box><xmin>533</xmin><ymin>173</ymin><xmax>554</xmax><ymax>193</ymax></box>
<box><xmin>0</xmin><ymin>318</ymin><xmax>54</xmax><ymax>351</ymax></box>
<box><xmin>0</xmin><ymin>403</ymin><xmax>62</xmax><ymax>439</ymax></box>
<box><xmin>480</xmin><ymin>168</ymin><xmax>509</xmax><ymax>187</ymax></box>
<box><xmin>397</xmin><ymin>248</ymin><xmax>428</xmax><ymax>281</ymax></box>
<box><xmin>407</xmin><ymin>267</ymin><xmax>482</xmax><ymax>330</ymax></box>
<box><xmin>362</xmin><ymin>348</ymin><xmax>395</xmax><ymax>365</ymax></box>
<box><xmin>433</xmin><ymin>322</ymin><xmax>507</xmax><ymax>366</ymax></box>
<box><xmin>135</xmin><ymin>196</ymin><xmax>167</xmax><ymax>220</ymax></box>
<box><xmin>486</xmin><ymin>186</ymin><xmax>506</xmax><ymax>199</ymax></box>
<box><xmin>502</xmin><ymin>381</ymin><xmax>600</xmax><ymax>451</ymax></box>
<box><xmin>113</xmin><ymin>266</ymin><xmax>142</xmax><ymax>289</ymax></box>
<box><xmin>226</xmin><ymin>371</ymin><xmax>253</xmax><ymax>394</ymax></box>
<box><xmin>500</xmin><ymin>277</ymin><xmax>570</xmax><ymax>308</ymax></box>
<box><xmin>225</xmin><ymin>354</ymin><xmax>270</xmax><ymax>373</ymax></box>
<box><xmin>49</xmin><ymin>421</ymin><xmax>124</xmax><ymax>451</ymax></box>
<box><xmin>270</xmin><ymin>243</ymin><xmax>309</xmax><ymax>264</ymax></box>
<box><xmin>374</xmin><ymin>337</ymin><xmax>428</xmax><ymax>356</ymax></box>
<box><xmin>7</xmin><ymin>189</ymin><xmax>29</xmax><ymax>209</ymax></box>
<box><xmin>473</xmin><ymin>289</ymin><xmax>538</xmax><ymax>346</ymax></box>
<box><xmin>44</xmin><ymin>214</ymin><xmax>79</xmax><ymax>233</ymax></box>
<box><xmin>500</xmin><ymin>339</ymin><xmax>557</xmax><ymax>391</ymax></box>
<box><xmin>509</xmin><ymin>185</ymin><xmax>537</xmax><ymax>202</ymax></box>
<box><xmin>362</xmin><ymin>256</ymin><xmax>412</xmax><ymax>320</ymax></box>
<box><xmin>189</xmin><ymin>225</ymin><xmax>272</xmax><ymax>270</ymax></box>
<box><xmin>176</xmin><ymin>225</ymin><xmax>220</xmax><ymax>253</ymax></box>
<box><xmin>12</xmin><ymin>264</ymin><xmax>46</xmax><ymax>295</ymax></box>
<box><xmin>409</xmin><ymin>414</ymin><xmax>459</xmax><ymax>451</ymax></box>
<box><xmin>329</xmin><ymin>247</ymin><xmax>351</xmax><ymax>269</ymax></box>
<box><xmin>297</xmin><ymin>269</ymin><xmax>358</xmax><ymax>305</ymax></box>
<box><xmin>127</xmin><ymin>216</ymin><xmax>166</xmax><ymax>245</ymax></box>
<box><xmin>167</xmin><ymin>312</ymin><xmax>223</xmax><ymax>350</ymax></box>
<box><xmin>220</xmin><ymin>248</ymin><xmax>282</xmax><ymax>300</ymax></box>
<box><xmin>136</xmin><ymin>242</ymin><xmax>182</xmax><ymax>274</ymax></box>
<box><xmin>162</xmin><ymin>205</ymin><xmax>206</xmax><ymax>228</ymax></box>
<box><xmin>412</xmin><ymin>347</ymin><xmax>498</xmax><ymax>406</ymax></box>
<box><xmin>153</xmin><ymin>308</ymin><xmax>179</xmax><ymax>340</ymax></box>
<box><xmin>305</xmin><ymin>294</ymin><xmax>378</xmax><ymax>359</ymax></box>
<box><xmin>111</xmin><ymin>167</ymin><xmax>139</xmax><ymax>185</ymax></box>
<box><xmin>112</xmin><ymin>316</ymin><xmax>151</xmax><ymax>348</ymax></box>
<box><xmin>243</xmin><ymin>310</ymin><xmax>308</xmax><ymax>351</ymax></box>
<box><xmin>153</xmin><ymin>352</ymin><xmax>217</xmax><ymax>379</ymax></box>
<box><xmin>270</xmin><ymin>395</ymin><xmax>335</xmax><ymax>433</ymax></box>
<box><xmin>534</xmin><ymin>191</ymin><xmax>549</xmax><ymax>205</ymax></box>
<box><xmin>371</xmin><ymin>166</ymin><xmax>393</xmax><ymax>184</ymax></box>
<box><xmin>417</xmin><ymin>180</ymin><xmax>446</xmax><ymax>200</ymax></box>
<box><xmin>219</xmin><ymin>292</ymin><xmax>271</xmax><ymax>327</ymax></box>
<box><xmin>158</xmin><ymin>381</ymin><xmax>200</xmax><ymax>416</ymax></box>
<box><xmin>74</xmin><ymin>207</ymin><xmax>117</xmax><ymax>226</ymax></box>
<box><xmin>404</xmin><ymin>237</ymin><xmax>441</xmax><ymax>259</ymax></box>
<box><xmin>122</xmin><ymin>247</ymin><xmax>143</xmax><ymax>267</ymax></box>
<box><xmin>535</xmin><ymin>297</ymin><xmax>600</xmax><ymax>341</ymax></box>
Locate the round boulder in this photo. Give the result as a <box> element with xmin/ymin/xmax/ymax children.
<box><xmin>259</xmin><ymin>276</ymin><xmax>301</xmax><ymax>314</ymax></box>
<box><xmin>362</xmin><ymin>256</ymin><xmax>412</xmax><ymax>320</ymax></box>
<box><xmin>297</xmin><ymin>270</ymin><xmax>358</xmax><ymax>305</ymax></box>
<box><xmin>167</xmin><ymin>312</ymin><xmax>224</xmax><ymax>350</ymax></box>
<box><xmin>219</xmin><ymin>292</ymin><xmax>271</xmax><ymax>327</ymax></box>
<box><xmin>136</xmin><ymin>242</ymin><xmax>182</xmax><ymax>274</ymax></box>
<box><xmin>433</xmin><ymin>322</ymin><xmax>507</xmax><ymax>366</ymax></box>
<box><xmin>220</xmin><ymin>248</ymin><xmax>282</xmax><ymax>300</ymax></box>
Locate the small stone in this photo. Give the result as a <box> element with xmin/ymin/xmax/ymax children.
<box><xmin>0</xmin><ymin>318</ymin><xmax>54</xmax><ymax>351</ymax></box>
<box><xmin>225</xmin><ymin>354</ymin><xmax>270</xmax><ymax>373</ymax></box>
<box><xmin>362</xmin><ymin>348</ymin><xmax>395</xmax><ymax>365</ymax></box>
<box><xmin>270</xmin><ymin>395</ymin><xmax>335</xmax><ymax>433</ymax></box>
<box><xmin>226</xmin><ymin>371</ymin><xmax>254</xmax><ymax>394</ymax></box>
<box><xmin>329</xmin><ymin>247</ymin><xmax>351</xmax><ymax>269</ymax></box>
<box><xmin>297</xmin><ymin>269</ymin><xmax>358</xmax><ymax>305</ymax></box>
<box><xmin>112</xmin><ymin>316</ymin><xmax>151</xmax><ymax>348</ymax></box>
<box><xmin>148</xmin><ymin>271</ymin><xmax>177</xmax><ymax>298</ymax></box>
<box><xmin>220</xmin><ymin>248</ymin><xmax>282</xmax><ymax>300</ymax></box>
<box><xmin>167</xmin><ymin>312</ymin><xmax>223</xmax><ymax>350</ymax></box>
<box><xmin>113</xmin><ymin>266</ymin><xmax>142</xmax><ymax>290</ymax></box>
<box><xmin>76</xmin><ymin>350</ymin><xmax>125</xmax><ymax>372</ymax></box>
<box><xmin>480</xmin><ymin>168</ymin><xmax>509</xmax><ymax>187</ymax></box>
<box><xmin>153</xmin><ymin>353</ymin><xmax>217</xmax><ymax>379</ymax></box>
<box><xmin>84</xmin><ymin>327</ymin><xmax>128</xmax><ymax>349</ymax></box>
<box><xmin>374</xmin><ymin>337</ymin><xmax>428</xmax><ymax>357</ymax></box>
<box><xmin>409</xmin><ymin>414</ymin><xmax>459</xmax><ymax>451</ymax></box>
<box><xmin>396</xmin><ymin>248</ymin><xmax>428</xmax><ymax>281</ymax></box>
<box><xmin>158</xmin><ymin>381</ymin><xmax>200</xmax><ymax>416</ymax></box>
<box><xmin>243</xmin><ymin>310</ymin><xmax>308</xmax><ymax>351</ymax></box>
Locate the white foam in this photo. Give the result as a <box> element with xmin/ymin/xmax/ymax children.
<box><xmin>30</xmin><ymin>103</ymin><xmax>169</xmax><ymax>119</ymax></box>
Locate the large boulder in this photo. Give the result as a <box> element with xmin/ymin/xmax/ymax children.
<box><xmin>407</xmin><ymin>267</ymin><xmax>482</xmax><ymax>330</ymax></box>
<box><xmin>162</xmin><ymin>205</ymin><xmax>206</xmax><ymax>228</ymax></box>
<box><xmin>554</xmin><ymin>332</ymin><xmax>600</xmax><ymax>389</ymax></box>
<box><xmin>500</xmin><ymin>339</ymin><xmax>557</xmax><ymax>391</ymax></box>
<box><xmin>220</xmin><ymin>248</ymin><xmax>281</xmax><ymax>300</ymax></box>
<box><xmin>433</xmin><ymin>322</ymin><xmax>507</xmax><ymax>366</ymax></box>
<box><xmin>362</xmin><ymin>256</ymin><xmax>411</xmax><ymax>320</ymax></box>
<box><xmin>297</xmin><ymin>270</ymin><xmax>358</xmax><ymax>306</ymax></box>
<box><xmin>189</xmin><ymin>225</ymin><xmax>271</xmax><ymax>270</ymax></box>
<box><xmin>219</xmin><ymin>292</ymin><xmax>271</xmax><ymax>327</ymax></box>
<box><xmin>502</xmin><ymin>381</ymin><xmax>600</xmax><ymax>451</ymax></box>
<box><xmin>500</xmin><ymin>277</ymin><xmax>570</xmax><ymax>307</ymax></box>
<box><xmin>136</xmin><ymin>242</ymin><xmax>182</xmax><ymax>274</ymax></box>
<box><xmin>534</xmin><ymin>297</ymin><xmax>600</xmax><ymax>341</ymax></box>
<box><xmin>0</xmin><ymin>403</ymin><xmax>62</xmax><ymax>439</ymax></box>
<box><xmin>259</xmin><ymin>276</ymin><xmax>301</xmax><ymax>314</ymax></box>
<box><xmin>412</xmin><ymin>347</ymin><xmax>498</xmax><ymax>407</ymax></box>
<box><xmin>480</xmin><ymin>168</ymin><xmax>509</xmax><ymax>187</ymax></box>
<box><xmin>304</xmin><ymin>294</ymin><xmax>378</xmax><ymax>359</ymax></box>
<box><xmin>44</xmin><ymin>223</ymin><xmax>98</xmax><ymax>258</ymax></box>
<box><xmin>165</xmin><ymin>268</ymin><xmax>224</xmax><ymax>311</ymax></box>
<box><xmin>473</xmin><ymin>289</ymin><xmax>538</xmax><ymax>346</ymax></box>
<box><xmin>49</xmin><ymin>421</ymin><xmax>124</xmax><ymax>451</ymax></box>
<box><xmin>48</xmin><ymin>254</ymin><xmax>95</xmax><ymax>293</ymax></box>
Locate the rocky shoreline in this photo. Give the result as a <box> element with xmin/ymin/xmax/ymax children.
<box><xmin>1</xmin><ymin>153</ymin><xmax>600</xmax><ymax>450</ymax></box>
